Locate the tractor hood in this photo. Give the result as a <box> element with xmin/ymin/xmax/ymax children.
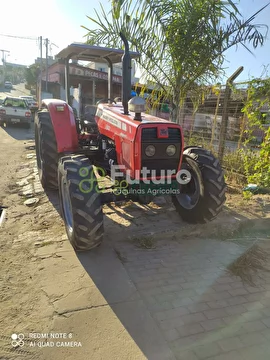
<box><xmin>97</xmin><ymin>103</ymin><xmax>172</xmax><ymax>127</ymax></box>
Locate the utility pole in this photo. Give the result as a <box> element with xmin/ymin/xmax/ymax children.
<box><xmin>38</xmin><ymin>36</ymin><xmax>43</xmax><ymax>106</ymax></box>
<box><xmin>45</xmin><ymin>38</ymin><xmax>49</xmax><ymax>92</ymax></box>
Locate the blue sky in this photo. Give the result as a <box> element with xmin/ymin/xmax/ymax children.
<box><xmin>0</xmin><ymin>0</ymin><xmax>269</xmax><ymax>83</ymax></box>
<box><xmin>222</xmin><ymin>0</ymin><xmax>270</xmax><ymax>81</ymax></box>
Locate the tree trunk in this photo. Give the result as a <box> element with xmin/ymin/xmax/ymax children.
<box><xmin>170</xmin><ymin>91</ymin><xmax>186</xmax><ymax>125</ymax></box>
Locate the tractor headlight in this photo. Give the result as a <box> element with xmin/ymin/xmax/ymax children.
<box><xmin>166</xmin><ymin>145</ymin><xmax>176</xmax><ymax>156</ymax></box>
<box><xmin>145</xmin><ymin>145</ymin><xmax>156</xmax><ymax>157</ymax></box>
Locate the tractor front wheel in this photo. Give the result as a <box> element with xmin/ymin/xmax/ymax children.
<box><xmin>172</xmin><ymin>147</ymin><xmax>226</xmax><ymax>223</ymax></box>
<box><xmin>58</xmin><ymin>155</ymin><xmax>104</xmax><ymax>251</ymax></box>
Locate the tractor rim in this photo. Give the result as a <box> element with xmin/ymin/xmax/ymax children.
<box><xmin>61</xmin><ymin>177</ymin><xmax>74</xmax><ymax>232</ymax></box>
<box><xmin>175</xmin><ymin>166</ymin><xmax>201</xmax><ymax>210</ymax></box>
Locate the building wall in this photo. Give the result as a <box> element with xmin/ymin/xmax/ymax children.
<box><xmin>35</xmin><ymin>57</ymin><xmax>56</xmax><ymax>67</ymax></box>
<box><xmin>42</xmin><ymin>62</ymin><xmax>123</xmax><ymax>103</ymax></box>
<box><xmin>42</xmin><ymin>63</ymin><xmax>123</xmax><ymax>85</ymax></box>
<box><xmin>86</xmin><ymin>60</ymin><xmax>137</xmax><ymax>81</ymax></box>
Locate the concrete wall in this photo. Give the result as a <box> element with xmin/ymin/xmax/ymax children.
<box><xmin>41</xmin><ymin>91</ymin><xmax>53</xmax><ymax>100</ymax></box>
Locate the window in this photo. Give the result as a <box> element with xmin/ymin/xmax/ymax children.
<box><xmin>4</xmin><ymin>98</ymin><xmax>27</xmax><ymax>108</ymax></box>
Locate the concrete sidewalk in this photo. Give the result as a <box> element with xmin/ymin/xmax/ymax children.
<box><xmin>34</xmin><ymin>238</ymin><xmax>176</xmax><ymax>360</ymax></box>
<box><xmin>33</xmin><ymin>219</ymin><xmax>270</xmax><ymax>360</ymax></box>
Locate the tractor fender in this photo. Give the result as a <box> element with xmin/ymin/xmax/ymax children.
<box><xmin>41</xmin><ymin>99</ymin><xmax>79</xmax><ymax>153</ymax></box>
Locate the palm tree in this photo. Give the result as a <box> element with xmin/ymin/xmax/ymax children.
<box><xmin>82</xmin><ymin>0</ymin><xmax>269</xmax><ymax>123</ymax></box>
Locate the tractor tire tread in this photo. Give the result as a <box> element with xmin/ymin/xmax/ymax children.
<box><xmin>172</xmin><ymin>146</ymin><xmax>226</xmax><ymax>223</ymax></box>
<box><xmin>36</xmin><ymin>110</ymin><xmax>58</xmax><ymax>189</ymax></box>
<box><xmin>58</xmin><ymin>155</ymin><xmax>104</xmax><ymax>251</ymax></box>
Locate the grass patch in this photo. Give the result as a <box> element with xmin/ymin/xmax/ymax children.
<box><xmin>229</xmin><ymin>219</ymin><xmax>270</xmax><ymax>240</ymax></box>
<box><xmin>242</xmin><ymin>191</ymin><xmax>253</xmax><ymax>201</ymax></box>
<box><xmin>132</xmin><ymin>235</ymin><xmax>156</xmax><ymax>249</ymax></box>
<box><xmin>227</xmin><ymin>244</ymin><xmax>270</xmax><ymax>286</ymax></box>
<box><xmin>194</xmin><ymin>218</ymin><xmax>270</xmax><ymax>242</ymax></box>
<box><xmin>184</xmin><ymin>133</ymin><xmax>260</xmax><ymax>187</ymax></box>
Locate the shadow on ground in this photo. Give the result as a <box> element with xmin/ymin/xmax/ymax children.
<box><xmin>45</xmin><ymin>189</ymin><xmax>61</xmax><ymax>216</ymax></box>
<box><xmin>39</xmin><ymin>172</ymin><xmax>270</xmax><ymax>360</ymax></box>
<box><xmin>72</xmin><ymin>198</ymin><xmax>270</xmax><ymax>360</ymax></box>
<box><xmin>0</xmin><ymin>122</ymin><xmax>34</xmax><ymax>141</ymax></box>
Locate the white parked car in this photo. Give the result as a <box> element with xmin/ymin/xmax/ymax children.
<box><xmin>0</xmin><ymin>96</ymin><xmax>32</xmax><ymax>128</ymax></box>
<box><xmin>4</xmin><ymin>81</ymin><xmax>13</xmax><ymax>89</ymax></box>
<box><xmin>19</xmin><ymin>96</ymin><xmax>38</xmax><ymax>111</ymax></box>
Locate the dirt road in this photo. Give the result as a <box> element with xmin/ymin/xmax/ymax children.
<box><xmin>1</xmin><ymin>122</ymin><xmax>270</xmax><ymax>360</ymax></box>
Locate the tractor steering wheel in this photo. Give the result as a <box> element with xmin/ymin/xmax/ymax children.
<box><xmin>96</xmin><ymin>99</ymin><xmax>116</xmax><ymax>105</ymax></box>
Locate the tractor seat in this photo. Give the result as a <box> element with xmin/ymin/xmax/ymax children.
<box><xmin>84</xmin><ymin>105</ymin><xmax>97</xmax><ymax>123</ymax></box>
<box><xmin>84</xmin><ymin>113</ymin><xmax>96</xmax><ymax>123</ymax></box>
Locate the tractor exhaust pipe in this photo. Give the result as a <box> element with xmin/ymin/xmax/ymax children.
<box><xmin>120</xmin><ymin>32</ymin><xmax>131</xmax><ymax>115</ymax></box>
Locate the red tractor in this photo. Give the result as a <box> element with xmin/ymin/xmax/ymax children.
<box><xmin>35</xmin><ymin>33</ymin><xmax>226</xmax><ymax>251</ymax></box>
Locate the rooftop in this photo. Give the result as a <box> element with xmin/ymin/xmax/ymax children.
<box><xmin>56</xmin><ymin>43</ymin><xmax>140</xmax><ymax>64</ymax></box>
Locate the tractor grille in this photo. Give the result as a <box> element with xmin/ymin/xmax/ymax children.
<box><xmin>141</xmin><ymin>127</ymin><xmax>182</xmax><ymax>177</ymax></box>
<box><xmin>141</xmin><ymin>128</ymin><xmax>181</xmax><ymax>142</ymax></box>
<box><xmin>141</xmin><ymin>158</ymin><xmax>179</xmax><ymax>175</ymax></box>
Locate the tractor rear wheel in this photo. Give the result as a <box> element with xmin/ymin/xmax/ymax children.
<box><xmin>35</xmin><ymin>110</ymin><xmax>58</xmax><ymax>190</ymax></box>
<box><xmin>58</xmin><ymin>154</ymin><xmax>104</xmax><ymax>251</ymax></box>
<box><xmin>172</xmin><ymin>147</ymin><xmax>226</xmax><ymax>223</ymax></box>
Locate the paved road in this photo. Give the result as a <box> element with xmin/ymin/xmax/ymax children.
<box><xmin>0</xmin><ymin>82</ymin><xmax>32</xmax><ymax>99</ymax></box>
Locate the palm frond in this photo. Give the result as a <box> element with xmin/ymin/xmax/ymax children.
<box><xmin>82</xmin><ymin>0</ymin><xmax>269</xmax><ymax>107</ymax></box>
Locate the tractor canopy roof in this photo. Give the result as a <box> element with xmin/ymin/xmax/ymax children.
<box><xmin>56</xmin><ymin>43</ymin><xmax>140</xmax><ymax>64</ymax></box>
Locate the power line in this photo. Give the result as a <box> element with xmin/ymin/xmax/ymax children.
<box><xmin>0</xmin><ymin>33</ymin><xmax>59</xmax><ymax>57</ymax></box>
<box><xmin>0</xmin><ymin>33</ymin><xmax>37</xmax><ymax>40</ymax></box>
